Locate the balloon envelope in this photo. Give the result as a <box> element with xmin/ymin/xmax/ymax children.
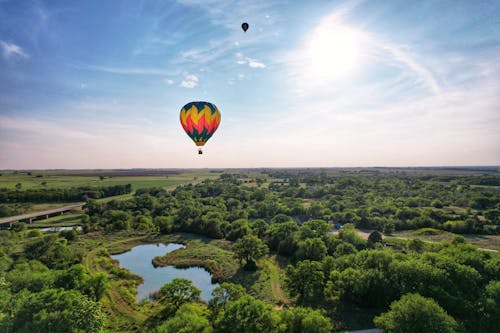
<box><xmin>242</xmin><ymin>22</ymin><xmax>249</xmax><ymax>32</ymax></box>
<box><xmin>180</xmin><ymin>101</ymin><xmax>221</xmax><ymax>147</ymax></box>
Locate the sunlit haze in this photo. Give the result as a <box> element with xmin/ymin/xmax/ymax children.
<box><xmin>1</xmin><ymin>0</ymin><xmax>499</xmax><ymax>169</ymax></box>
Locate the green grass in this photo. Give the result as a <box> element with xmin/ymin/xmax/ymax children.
<box><xmin>152</xmin><ymin>234</ymin><xmax>238</xmax><ymax>282</ymax></box>
<box><xmin>27</xmin><ymin>213</ymin><xmax>83</xmax><ymax>228</ymax></box>
<box><xmin>0</xmin><ymin>170</ymin><xmax>217</xmax><ymax>190</ymax></box>
<box><xmin>232</xmin><ymin>256</ymin><xmax>291</xmax><ymax>305</ymax></box>
<box><xmin>96</xmin><ymin>193</ymin><xmax>135</xmax><ymax>203</ymax></box>
<box><xmin>414</xmin><ymin>227</ymin><xmax>442</xmax><ymax>235</ymax></box>
<box><xmin>392</xmin><ymin>230</ymin><xmax>500</xmax><ymax>251</ymax></box>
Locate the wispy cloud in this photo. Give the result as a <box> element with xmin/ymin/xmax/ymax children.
<box><xmin>180</xmin><ymin>74</ymin><xmax>199</xmax><ymax>88</ymax></box>
<box><xmin>367</xmin><ymin>37</ymin><xmax>441</xmax><ymax>94</ymax></box>
<box><xmin>0</xmin><ymin>115</ymin><xmax>185</xmax><ymax>169</ymax></box>
<box><xmin>236</xmin><ymin>52</ymin><xmax>266</xmax><ymax>68</ymax></box>
<box><xmin>164</xmin><ymin>78</ymin><xmax>174</xmax><ymax>85</ymax></box>
<box><xmin>0</xmin><ymin>116</ymin><xmax>96</xmax><ymax>140</ymax></box>
<box><xmin>79</xmin><ymin>64</ymin><xmax>175</xmax><ymax>76</ymax></box>
<box><xmin>176</xmin><ymin>0</ymin><xmax>281</xmax><ymax>32</ymax></box>
<box><xmin>0</xmin><ymin>40</ymin><xmax>29</xmax><ymax>59</ymax></box>
<box><xmin>247</xmin><ymin>58</ymin><xmax>266</xmax><ymax>68</ymax></box>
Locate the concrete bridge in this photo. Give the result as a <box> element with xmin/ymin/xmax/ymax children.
<box><xmin>0</xmin><ymin>203</ymin><xmax>84</xmax><ymax>228</ymax></box>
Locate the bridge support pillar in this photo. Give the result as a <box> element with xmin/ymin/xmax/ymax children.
<box><xmin>29</xmin><ymin>217</ymin><xmax>32</xmax><ymax>224</ymax></box>
<box><xmin>46</xmin><ymin>214</ymin><xmax>49</xmax><ymax>219</ymax></box>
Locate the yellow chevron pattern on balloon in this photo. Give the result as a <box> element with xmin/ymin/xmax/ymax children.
<box><xmin>180</xmin><ymin>104</ymin><xmax>220</xmax><ymax>126</ymax></box>
<box><xmin>179</xmin><ymin>101</ymin><xmax>221</xmax><ymax>148</ymax></box>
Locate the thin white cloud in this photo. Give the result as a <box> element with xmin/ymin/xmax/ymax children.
<box><xmin>0</xmin><ymin>115</ymin><xmax>185</xmax><ymax>169</ymax></box>
<box><xmin>0</xmin><ymin>116</ymin><xmax>97</xmax><ymax>140</ymax></box>
<box><xmin>175</xmin><ymin>0</ymin><xmax>279</xmax><ymax>32</ymax></box>
<box><xmin>247</xmin><ymin>58</ymin><xmax>266</xmax><ymax>68</ymax></box>
<box><xmin>0</xmin><ymin>41</ymin><xmax>29</xmax><ymax>59</ymax></box>
<box><xmin>80</xmin><ymin>64</ymin><xmax>174</xmax><ymax>76</ymax></box>
<box><xmin>176</xmin><ymin>37</ymin><xmax>243</xmax><ymax>66</ymax></box>
<box><xmin>180</xmin><ymin>74</ymin><xmax>199</xmax><ymax>88</ymax></box>
<box><xmin>164</xmin><ymin>78</ymin><xmax>174</xmax><ymax>85</ymax></box>
<box><xmin>369</xmin><ymin>38</ymin><xmax>441</xmax><ymax>94</ymax></box>
<box><xmin>235</xmin><ymin>52</ymin><xmax>266</xmax><ymax>68</ymax></box>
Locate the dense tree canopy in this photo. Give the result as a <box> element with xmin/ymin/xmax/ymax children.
<box><xmin>214</xmin><ymin>295</ymin><xmax>280</xmax><ymax>333</ymax></box>
<box><xmin>1</xmin><ymin>170</ymin><xmax>498</xmax><ymax>332</ymax></box>
<box><xmin>374</xmin><ymin>293</ymin><xmax>459</xmax><ymax>333</ymax></box>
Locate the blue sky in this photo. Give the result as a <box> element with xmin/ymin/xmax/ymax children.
<box><xmin>1</xmin><ymin>0</ymin><xmax>499</xmax><ymax>168</ymax></box>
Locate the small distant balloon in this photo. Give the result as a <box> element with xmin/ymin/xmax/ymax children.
<box><xmin>241</xmin><ymin>22</ymin><xmax>249</xmax><ymax>32</ymax></box>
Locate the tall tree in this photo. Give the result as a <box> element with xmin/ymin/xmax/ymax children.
<box><xmin>208</xmin><ymin>282</ymin><xmax>246</xmax><ymax>313</ymax></box>
<box><xmin>214</xmin><ymin>295</ymin><xmax>280</xmax><ymax>333</ymax></box>
<box><xmin>233</xmin><ymin>235</ymin><xmax>268</xmax><ymax>269</ymax></box>
<box><xmin>280</xmin><ymin>307</ymin><xmax>332</xmax><ymax>333</ymax></box>
<box><xmin>285</xmin><ymin>260</ymin><xmax>325</xmax><ymax>304</ymax></box>
<box><xmin>374</xmin><ymin>293</ymin><xmax>459</xmax><ymax>333</ymax></box>
<box><xmin>160</xmin><ymin>278</ymin><xmax>201</xmax><ymax>310</ymax></box>
<box><xmin>156</xmin><ymin>303</ymin><xmax>212</xmax><ymax>333</ymax></box>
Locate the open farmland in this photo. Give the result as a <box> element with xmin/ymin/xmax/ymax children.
<box><xmin>0</xmin><ymin>169</ymin><xmax>220</xmax><ymax>190</ymax></box>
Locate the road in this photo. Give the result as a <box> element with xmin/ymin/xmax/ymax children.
<box><xmin>0</xmin><ymin>203</ymin><xmax>84</xmax><ymax>227</ymax></box>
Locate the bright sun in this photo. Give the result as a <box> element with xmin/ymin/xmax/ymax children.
<box><xmin>308</xmin><ymin>25</ymin><xmax>361</xmax><ymax>79</ymax></box>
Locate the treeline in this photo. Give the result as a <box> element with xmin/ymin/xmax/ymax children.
<box><xmin>0</xmin><ymin>184</ymin><xmax>132</xmax><ymax>204</ymax></box>
<box><xmin>83</xmin><ymin>175</ymin><xmax>498</xmax><ymax>237</ymax></box>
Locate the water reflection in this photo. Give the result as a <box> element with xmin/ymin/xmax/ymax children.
<box><xmin>111</xmin><ymin>243</ymin><xmax>219</xmax><ymax>302</ymax></box>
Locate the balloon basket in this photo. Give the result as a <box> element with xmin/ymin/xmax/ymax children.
<box><xmin>198</xmin><ymin>148</ymin><xmax>203</xmax><ymax>155</ymax></box>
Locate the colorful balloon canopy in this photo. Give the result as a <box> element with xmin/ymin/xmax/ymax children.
<box><xmin>180</xmin><ymin>101</ymin><xmax>221</xmax><ymax>149</ymax></box>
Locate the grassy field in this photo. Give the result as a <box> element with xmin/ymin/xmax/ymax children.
<box><xmin>0</xmin><ymin>169</ymin><xmax>218</xmax><ymax>190</ymax></box>
<box><xmin>27</xmin><ymin>213</ymin><xmax>83</xmax><ymax>228</ymax></box>
<box><xmin>152</xmin><ymin>235</ymin><xmax>238</xmax><ymax>282</ymax></box>
<box><xmin>0</xmin><ymin>169</ymin><xmax>219</xmax><ymax>218</ymax></box>
<box><xmin>392</xmin><ymin>229</ymin><xmax>500</xmax><ymax>251</ymax></box>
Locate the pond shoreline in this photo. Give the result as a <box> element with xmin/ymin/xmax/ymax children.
<box><xmin>111</xmin><ymin>241</ymin><xmax>219</xmax><ymax>302</ymax></box>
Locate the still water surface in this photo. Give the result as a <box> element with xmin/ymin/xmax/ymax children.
<box><xmin>111</xmin><ymin>243</ymin><xmax>219</xmax><ymax>302</ymax></box>
<box><xmin>39</xmin><ymin>226</ymin><xmax>82</xmax><ymax>232</ymax></box>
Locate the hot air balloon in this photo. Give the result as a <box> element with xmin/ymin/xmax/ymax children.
<box><xmin>180</xmin><ymin>101</ymin><xmax>221</xmax><ymax>155</ymax></box>
<box><xmin>241</xmin><ymin>22</ymin><xmax>249</xmax><ymax>32</ymax></box>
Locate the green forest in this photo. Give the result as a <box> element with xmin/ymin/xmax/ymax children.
<box><xmin>0</xmin><ymin>169</ymin><xmax>498</xmax><ymax>332</ymax></box>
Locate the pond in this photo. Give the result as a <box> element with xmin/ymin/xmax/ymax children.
<box><xmin>111</xmin><ymin>243</ymin><xmax>219</xmax><ymax>302</ymax></box>
<box><xmin>39</xmin><ymin>225</ymin><xmax>82</xmax><ymax>232</ymax></box>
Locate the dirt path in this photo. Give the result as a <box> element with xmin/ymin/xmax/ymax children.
<box><xmin>265</xmin><ymin>256</ymin><xmax>291</xmax><ymax>306</ymax></box>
